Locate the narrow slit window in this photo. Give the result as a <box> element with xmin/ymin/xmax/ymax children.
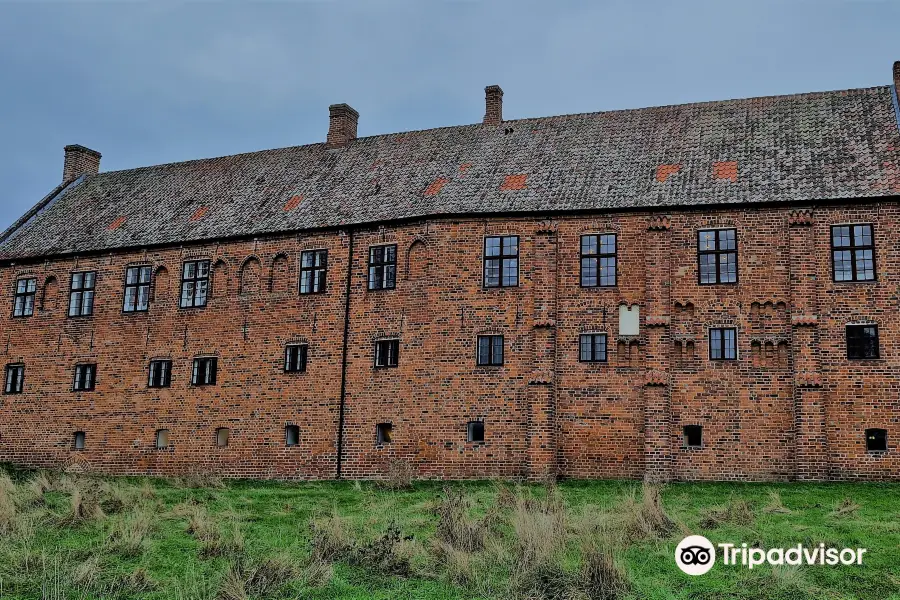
<box><xmin>180</xmin><ymin>260</ymin><xmax>211</xmax><ymax>308</ymax></box>
<box><xmin>73</xmin><ymin>431</ymin><xmax>86</xmax><ymax>450</ymax></box>
<box><xmin>285</xmin><ymin>425</ymin><xmax>300</xmax><ymax>446</ymax></box>
<box><xmin>374</xmin><ymin>340</ymin><xmax>399</xmax><ymax>368</ymax></box>
<box><xmin>467</xmin><ymin>421</ymin><xmax>485</xmax><ymax>443</ymax></box>
<box><xmin>376</xmin><ymin>422</ymin><xmax>393</xmax><ymax>444</ymax></box>
<box><xmin>68</xmin><ymin>271</ymin><xmax>96</xmax><ymax>317</ymax></box>
<box><xmin>216</xmin><ymin>428</ymin><xmax>230</xmax><ymax>448</ymax></box>
<box><xmin>698</xmin><ymin>229</ymin><xmax>737</xmax><ymax>285</ymax></box>
<box><xmin>476</xmin><ymin>335</ymin><xmax>504</xmax><ymax>366</ymax></box>
<box><xmin>368</xmin><ymin>245</ymin><xmax>397</xmax><ymax>291</ymax></box>
<box><xmin>285</xmin><ymin>345</ymin><xmax>308</xmax><ymax>373</ymax></box>
<box><xmin>123</xmin><ymin>266</ymin><xmax>152</xmax><ymax>312</ymax></box>
<box><xmin>148</xmin><ymin>360</ymin><xmax>172</xmax><ymax>388</ymax></box>
<box><xmin>4</xmin><ymin>364</ymin><xmax>24</xmax><ymax>394</ymax></box>
<box><xmin>709</xmin><ymin>328</ymin><xmax>737</xmax><ymax>361</ymax></box>
<box><xmin>13</xmin><ymin>278</ymin><xmax>37</xmax><ymax>317</ymax></box>
<box><xmin>155</xmin><ymin>429</ymin><xmax>170</xmax><ymax>449</ymax></box>
<box><xmin>684</xmin><ymin>425</ymin><xmax>703</xmax><ymax>448</ymax></box>
<box><xmin>191</xmin><ymin>357</ymin><xmax>218</xmax><ymax>386</ymax></box>
<box><xmin>73</xmin><ymin>364</ymin><xmax>97</xmax><ymax>392</ymax></box>
<box><xmin>579</xmin><ymin>333</ymin><xmax>608</xmax><ymax>362</ymax></box>
<box><xmin>483</xmin><ymin>236</ymin><xmax>519</xmax><ymax>287</ymax></box>
<box><xmin>832</xmin><ymin>224</ymin><xmax>876</xmax><ymax>282</ymax></box>
<box><xmin>847</xmin><ymin>325</ymin><xmax>879</xmax><ymax>360</ymax></box>
<box><xmin>865</xmin><ymin>428</ymin><xmax>887</xmax><ymax>452</ymax></box>
<box><xmin>300</xmin><ymin>250</ymin><xmax>328</xmax><ymax>294</ymax></box>
<box><xmin>580</xmin><ymin>234</ymin><xmax>616</xmax><ymax>287</ymax></box>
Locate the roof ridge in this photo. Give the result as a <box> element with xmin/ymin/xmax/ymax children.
<box><xmin>90</xmin><ymin>85</ymin><xmax>891</xmax><ymax>179</ymax></box>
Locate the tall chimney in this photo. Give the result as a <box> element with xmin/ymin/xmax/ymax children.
<box><xmin>483</xmin><ymin>85</ymin><xmax>503</xmax><ymax>126</ymax></box>
<box><xmin>326</xmin><ymin>103</ymin><xmax>359</xmax><ymax>149</ymax></box>
<box><xmin>894</xmin><ymin>61</ymin><xmax>900</xmax><ymax>93</ymax></box>
<box><xmin>63</xmin><ymin>144</ymin><xmax>101</xmax><ymax>184</ymax></box>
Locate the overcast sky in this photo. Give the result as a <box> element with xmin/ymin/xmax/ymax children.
<box><xmin>1</xmin><ymin>0</ymin><xmax>897</xmax><ymax>230</ymax></box>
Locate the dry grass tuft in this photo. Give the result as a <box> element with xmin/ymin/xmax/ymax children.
<box><xmin>106</xmin><ymin>506</ymin><xmax>154</xmax><ymax>557</ymax></box>
<box><xmin>763</xmin><ymin>490</ymin><xmax>792</xmax><ymax>514</ymax></box>
<box><xmin>621</xmin><ymin>484</ymin><xmax>675</xmax><ymax>541</ymax></box>
<box><xmin>310</xmin><ymin>511</ymin><xmax>354</xmax><ymax>561</ymax></box>
<box><xmin>185</xmin><ymin>504</ymin><xmax>244</xmax><ymax>558</ymax></box>
<box><xmin>299</xmin><ymin>556</ymin><xmax>333</xmax><ymax>588</ymax></box>
<box><xmin>378</xmin><ymin>459</ymin><xmax>415</xmax><ymax>491</ymax></box>
<box><xmin>217</xmin><ymin>556</ymin><xmax>298</xmax><ymax>600</ymax></box>
<box><xmin>831</xmin><ymin>497</ymin><xmax>860</xmax><ymax>518</ymax></box>
<box><xmin>700</xmin><ymin>496</ymin><xmax>755</xmax><ymax>529</ymax></box>
<box><xmin>579</xmin><ymin>542</ymin><xmax>630</xmax><ymax>600</ymax></box>
<box><xmin>433</xmin><ymin>487</ymin><xmax>490</xmax><ymax>553</ymax></box>
<box><xmin>0</xmin><ymin>474</ymin><xmax>17</xmax><ymax>532</ymax></box>
<box><xmin>67</xmin><ymin>484</ymin><xmax>106</xmax><ymax>524</ymax></box>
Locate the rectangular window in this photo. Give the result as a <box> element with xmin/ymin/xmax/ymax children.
<box><xmin>285</xmin><ymin>425</ymin><xmax>300</xmax><ymax>446</ymax></box>
<box><xmin>579</xmin><ymin>333</ymin><xmax>608</xmax><ymax>362</ymax></box>
<box><xmin>684</xmin><ymin>425</ymin><xmax>703</xmax><ymax>448</ymax></box>
<box><xmin>148</xmin><ymin>360</ymin><xmax>172</xmax><ymax>388</ymax></box>
<box><xmin>4</xmin><ymin>364</ymin><xmax>24</xmax><ymax>394</ymax></box>
<box><xmin>13</xmin><ymin>278</ymin><xmax>37</xmax><ymax>317</ymax></box>
<box><xmin>73</xmin><ymin>364</ymin><xmax>97</xmax><ymax>392</ymax></box>
<box><xmin>865</xmin><ymin>428</ymin><xmax>887</xmax><ymax>452</ymax></box>
<box><xmin>484</xmin><ymin>236</ymin><xmax>519</xmax><ymax>287</ymax></box>
<box><xmin>191</xmin><ymin>357</ymin><xmax>218</xmax><ymax>386</ymax></box>
<box><xmin>285</xmin><ymin>345</ymin><xmax>308</xmax><ymax>373</ymax></box>
<box><xmin>73</xmin><ymin>431</ymin><xmax>86</xmax><ymax>450</ymax></box>
<box><xmin>847</xmin><ymin>325</ymin><xmax>879</xmax><ymax>359</ymax></box>
<box><xmin>698</xmin><ymin>229</ymin><xmax>737</xmax><ymax>285</ymax></box>
<box><xmin>477</xmin><ymin>335</ymin><xmax>504</xmax><ymax>366</ymax></box>
<box><xmin>832</xmin><ymin>224</ymin><xmax>876</xmax><ymax>282</ymax></box>
<box><xmin>156</xmin><ymin>429</ymin><xmax>170</xmax><ymax>449</ymax></box>
<box><xmin>300</xmin><ymin>250</ymin><xmax>328</xmax><ymax>294</ymax></box>
<box><xmin>374</xmin><ymin>340</ymin><xmax>399</xmax><ymax>368</ymax></box>
<box><xmin>376</xmin><ymin>422</ymin><xmax>393</xmax><ymax>444</ymax></box>
<box><xmin>123</xmin><ymin>266</ymin><xmax>151</xmax><ymax>312</ymax></box>
<box><xmin>580</xmin><ymin>234</ymin><xmax>616</xmax><ymax>287</ymax></box>
<box><xmin>467</xmin><ymin>421</ymin><xmax>485</xmax><ymax>443</ymax></box>
<box><xmin>368</xmin><ymin>245</ymin><xmax>397</xmax><ymax>291</ymax></box>
<box><xmin>180</xmin><ymin>260</ymin><xmax>210</xmax><ymax>308</ymax></box>
<box><xmin>216</xmin><ymin>428</ymin><xmax>230</xmax><ymax>448</ymax></box>
<box><xmin>68</xmin><ymin>272</ymin><xmax>96</xmax><ymax>317</ymax></box>
<box><xmin>709</xmin><ymin>328</ymin><xmax>737</xmax><ymax>361</ymax></box>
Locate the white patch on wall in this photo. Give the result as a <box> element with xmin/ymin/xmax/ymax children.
<box><xmin>619</xmin><ymin>304</ymin><xmax>640</xmax><ymax>336</ymax></box>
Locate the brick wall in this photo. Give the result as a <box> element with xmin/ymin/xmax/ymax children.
<box><xmin>0</xmin><ymin>203</ymin><xmax>897</xmax><ymax>481</ymax></box>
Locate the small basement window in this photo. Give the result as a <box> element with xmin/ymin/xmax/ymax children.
<box><xmin>73</xmin><ymin>431</ymin><xmax>85</xmax><ymax>450</ymax></box>
<box><xmin>374</xmin><ymin>340</ymin><xmax>399</xmax><ymax>368</ymax></box>
<box><xmin>148</xmin><ymin>360</ymin><xmax>172</xmax><ymax>388</ymax></box>
<box><xmin>865</xmin><ymin>428</ymin><xmax>887</xmax><ymax>452</ymax></box>
<box><xmin>284</xmin><ymin>344</ymin><xmax>308</xmax><ymax>373</ymax></box>
<box><xmin>467</xmin><ymin>421</ymin><xmax>485</xmax><ymax>443</ymax></box>
<box><xmin>4</xmin><ymin>364</ymin><xmax>24</xmax><ymax>395</ymax></box>
<box><xmin>192</xmin><ymin>357</ymin><xmax>218</xmax><ymax>386</ymax></box>
<box><xmin>683</xmin><ymin>425</ymin><xmax>703</xmax><ymax>448</ymax></box>
<box><xmin>216</xmin><ymin>428</ymin><xmax>230</xmax><ymax>448</ymax></box>
<box><xmin>73</xmin><ymin>364</ymin><xmax>97</xmax><ymax>392</ymax></box>
<box><xmin>285</xmin><ymin>425</ymin><xmax>300</xmax><ymax>447</ymax></box>
<box><xmin>156</xmin><ymin>429</ymin><xmax>170</xmax><ymax>449</ymax></box>
<box><xmin>376</xmin><ymin>422</ymin><xmax>393</xmax><ymax>444</ymax></box>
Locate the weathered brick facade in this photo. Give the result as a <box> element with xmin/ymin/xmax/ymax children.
<box><xmin>0</xmin><ymin>203</ymin><xmax>898</xmax><ymax>481</ymax></box>
<box><xmin>1</xmin><ymin>69</ymin><xmax>899</xmax><ymax>481</ymax></box>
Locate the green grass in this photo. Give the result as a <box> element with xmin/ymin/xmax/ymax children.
<box><xmin>0</xmin><ymin>464</ymin><xmax>897</xmax><ymax>599</ymax></box>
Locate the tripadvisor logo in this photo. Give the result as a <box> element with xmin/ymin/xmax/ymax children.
<box><xmin>675</xmin><ymin>535</ymin><xmax>868</xmax><ymax>575</ymax></box>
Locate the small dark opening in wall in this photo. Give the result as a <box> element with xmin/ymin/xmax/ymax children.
<box><xmin>683</xmin><ymin>425</ymin><xmax>703</xmax><ymax>448</ymax></box>
<box><xmin>866</xmin><ymin>428</ymin><xmax>887</xmax><ymax>452</ymax></box>
<box><xmin>156</xmin><ymin>429</ymin><xmax>170</xmax><ymax>449</ymax></box>
<box><xmin>216</xmin><ymin>428</ymin><xmax>230</xmax><ymax>448</ymax></box>
<box><xmin>285</xmin><ymin>425</ymin><xmax>300</xmax><ymax>447</ymax></box>
<box><xmin>467</xmin><ymin>421</ymin><xmax>485</xmax><ymax>443</ymax></box>
<box><xmin>376</xmin><ymin>423</ymin><xmax>393</xmax><ymax>444</ymax></box>
<box><xmin>73</xmin><ymin>431</ymin><xmax>85</xmax><ymax>450</ymax></box>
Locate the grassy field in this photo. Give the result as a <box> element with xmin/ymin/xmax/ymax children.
<box><xmin>0</xmin><ymin>464</ymin><xmax>897</xmax><ymax>599</ymax></box>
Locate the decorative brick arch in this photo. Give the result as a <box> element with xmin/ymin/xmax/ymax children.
<box><xmin>238</xmin><ymin>256</ymin><xmax>262</xmax><ymax>295</ymax></box>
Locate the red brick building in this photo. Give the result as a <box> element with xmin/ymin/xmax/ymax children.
<box><xmin>1</xmin><ymin>65</ymin><xmax>900</xmax><ymax>482</ymax></box>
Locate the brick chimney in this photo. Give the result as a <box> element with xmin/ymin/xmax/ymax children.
<box><xmin>326</xmin><ymin>103</ymin><xmax>359</xmax><ymax>149</ymax></box>
<box><xmin>894</xmin><ymin>61</ymin><xmax>900</xmax><ymax>93</ymax></box>
<box><xmin>483</xmin><ymin>85</ymin><xmax>503</xmax><ymax>126</ymax></box>
<box><xmin>63</xmin><ymin>144</ymin><xmax>101</xmax><ymax>184</ymax></box>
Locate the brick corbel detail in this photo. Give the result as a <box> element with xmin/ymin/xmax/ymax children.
<box><xmin>536</xmin><ymin>221</ymin><xmax>558</xmax><ymax>235</ymax></box>
<box><xmin>533</xmin><ymin>320</ymin><xmax>556</xmax><ymax>329</ymax></box>
<box><xmin>645</xmin><ymin>315</ymin><xmax>670</xmax><ymax>327</ymax></box>
<box><xmin>791</xmin><ymin>315</ymin><xmax>818</xmax><ymax>327</ymax></box>
<box><xmin>644</xmin><ymin>370</ymin><xmax>669</xmax><ymax>386</ymax></box>
<box><xmin>795</xmin><ymin>372</ymin><xmax>823</xmax><ymax>388</ymax></box>
<box><xmin>647</xmin><ymin>216</ymin><xmax>671</xmax><ymax>231</ymax></box>
<box><xmin>788</xmin><ymin>209</ymin><xmax>813</xmax><ymax>227</ymax></box>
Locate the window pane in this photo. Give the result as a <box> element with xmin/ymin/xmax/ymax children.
<box><xmin>484</xmin><ymin>260</ymin><xmax>500</xmax><ymax>287</ymax></box>
<box><xmin>832</xmin><ymin>226</ymin><xmax>851</xmax><ymax>247</ymax></box>
<box><xmin>478</xmin><ymin>337</ymin><xmax>490</xmax><ymax>365</ymax></box>
<box><xmin>137</xmin><ymin>286</ymin><xmax>150</xmax><ymax>310</ymax></box>
<box><xmin>833</xmin><ymin>250</ymin><xmax>853</xmax><ymax>281</ymax></box>
<box><xmin>195</xmin><ymin>281</ymin><xmax>208</xmax><ymax>306</ymax></box>
<box><xmin>853</xmin><ymin>225</ymin><xmax>872</xmax><ymax>247</ymax></box>
<box><xmin>385</xmin><ymin>265</ymin><xmax>396</xmax><ymax>288</ymax></box>
<box><xmin>492</xmin><ymin>336</ymin><xmax>503</xmax><ymax>365</ymax></box>
<box><xmin>724</xmin><ymin>329</ymin><xmax>736</xmax><ymax>359</ymax></box>
<box><xmin>581</xmin><ymin>257</ymin><xmax>597</xmax><ymax>287</ymax></box>
<box><xmin>699</xmin><ymin>231</ymin><xmax>716</xmax><ymax>251</ymax></box>
<box><xmin>69</xmin><ymin>292</ymin><xmax>81</xmax><ymax>316</ymax></box>
<box><xmin>503</xmin><ymin>236</ymin><xmax>518</xmax><ymax>256</ymax></box>
<box><xmin>82</xmin><ymin>291</ymin><xmax>94</xmax><ymax>315</ymax></box>
<box><xmin>502</xmin><ymin>259</ymin><xmax>518</xmax><ymax>286</ymax></box>
<box><xmin>710</xmin><ymin>330</ymin><xmax>722</xmax><ymax>359</ymax></box>
<box><xmin>385</xmin><ymin>245</ymin><xmax>396</xmax><ymax>263</ymax></box>
<box><xmin>599</xmin><ymin>257</ymin><xmax>616</xmax><ymax>286</ymax></box>
<box><xmin>485</xmin><ymin>237</ymin><xmax>500</xmax><ymax>257</ymax></box>
<box><xmin>599</xmin><ymin>234</ymin><xmax>615</xmax><ymax>255</ymax></box>
<box><xmin>720</xmin><ymin>253</ymin><xmax>737</xmax><ymax>283</ymax></box>
<box><xmin>594</xmin><ymin>335</ymin><xmax>606</xmax><ymax>361</ymax></box>
<box><xmin>718</xmin><ymin>229</ymin><xmax>736</xmax><ymax>250</ymax></box>
<box><xmin>197</xmin><ymin>261</ymin><xmax>209</xmax><ymax>278</ymax></box>
<box><xmin>855</xmin><ymin>249</ymin><xmax>874</xmax><ymax>280</ymax></box>
<box><xmin>580</xmin><ymin>335</ymin><xmax>592</xmax><ymax>361</ymax></box>
<box><xmin>699</xmin><ymin>255</ymin><xmax>717</xmax><ymax>284</ymax></box>
<box><xmin>581</xmin><ymin>235</ymin><xmax>597</xmax><ymax>256</ymax></box>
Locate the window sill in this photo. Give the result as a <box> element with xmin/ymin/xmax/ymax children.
<box><xmin>682</xmin><ymin>446</ymin><xmax>703</xmax><ymax>451</ymax></box>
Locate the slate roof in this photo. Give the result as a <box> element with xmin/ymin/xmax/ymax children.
<box><xmin>2</xmin><ymin>85</ymin><xmax>899</xmax><ymax>261</ymax></box>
